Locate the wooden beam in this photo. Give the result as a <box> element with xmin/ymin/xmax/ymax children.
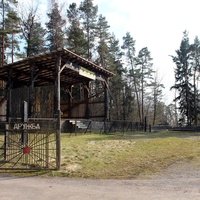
<box><xmin>62</xmin><ymin>62</ymin><xmax>79</xmax><ymax>73</ymax></box>
<box><xmin>6</xmin><ymin>69</ymin><xmax>12</xmax><ymax>122</ymax></box>
<box><xmin>66</xmin><ymin>86</ymin><xmax>72</xmax><ymax>118</ymax></box>
<box><xmin>28</xmin><ymin>63</ymin><xmax>35</xmax><ymax>117</ymax></box>
<box><xmin>84</xmin><ymin>82</ymin><xmax>90</xmax><ymax>119</ymax></box>
<box><xmin>104</xmin><ymin>78</ymin><xmax>110</xmax><ymax>121</ymax></box>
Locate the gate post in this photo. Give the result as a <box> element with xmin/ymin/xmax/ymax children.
<box><xmin>21</xmin><ymin>101</ymin><xmax>28</xmax><ymax>146</ymax></box>
<box><xmin>56</xmin><ymin>55</ymin><xmax>61</xmax><ymax>170</ymax></box>
<box><xmin>5</xmin><ymin>69</ymin><xmax>12</xmax><ymax>160</ymax></box>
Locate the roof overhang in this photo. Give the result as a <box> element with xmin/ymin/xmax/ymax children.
<box><xmin>0</xmin><ymin>48</ymin><xmax>114</xmax><ymax>88</ymax></box>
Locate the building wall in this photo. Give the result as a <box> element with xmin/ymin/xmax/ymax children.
<box><xmin>8</xmin><ymin>82</ymin><xmax>106</xmax><ymax>120</ymax></box>
<box><xmin>10</xmin><ymin>86</ymin><xmax>54</xmax><ymax>119</ymax></box>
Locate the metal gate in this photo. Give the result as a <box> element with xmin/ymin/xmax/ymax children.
<box><xmin>0</xmin><ymin>119</ymin><xmax>57</xmax><ymax>170</ymax></box>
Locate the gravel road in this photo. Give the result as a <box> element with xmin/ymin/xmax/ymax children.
<box><xmin>0</xmin><ymin>161</ymin><xmax>200</xmax><ymax>200</ymax></box>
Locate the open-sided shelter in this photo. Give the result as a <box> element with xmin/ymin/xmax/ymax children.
<box><xmin>0</xmin><ymin>48</ymin><xmax>114</xmax><ymax>169</ymax></box>
<box><xmin>0</xmin><ymin>48</ymin><xmax>113</xmax><ymax>120</ymax></box>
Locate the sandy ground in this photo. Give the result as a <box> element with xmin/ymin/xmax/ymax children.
<box><xmin>0</xmin><ymin>161</ymin><xmax>200</xmax><ymax>200</ymax></box>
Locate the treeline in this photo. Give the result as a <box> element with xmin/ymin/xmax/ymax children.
<box><xmin>172</xmin><ymin>31</ymin><xmax>200</xmax><ymax>126</ymax></box>
<box><xmin>0</xmin><ymin>0</ymin><xmax>177</xmax><ymax>126</ymax></box>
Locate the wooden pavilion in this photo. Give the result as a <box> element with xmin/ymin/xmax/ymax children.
<box><xmin>0</xmin><ymin>48</ymin><xmax>113</xmax><ymax>121</ymax></box>
<box><xmin>0</xmin><ymin>48</ymin><xmax>114</xmax><ymax>169</ymax></box>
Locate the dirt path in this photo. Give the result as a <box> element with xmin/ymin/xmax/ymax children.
<box><xmin>0</xmin><ymin>161</ymin><xmax>200</xmax><ymax>200</ymax></box>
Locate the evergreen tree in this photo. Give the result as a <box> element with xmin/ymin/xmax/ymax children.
<box><xmin>96</xmin><ymin>14</ymin><xmax>110</xmax><ymax>67</ymax></box>
<box><xmin>5</xmin><ymin>9</ymin><xmax>20</xmax><ymax>62</ymax></box>
<box><xmin>122</xmin><ymin>32</ymin><xmax>141</xmax><ymax>122</ymax></box>
<box><xmin>46</xmin><ymin>2</ymin><xmax>66</xmax><ymax>51</ymax></box>
<box><xmin>150</xmin><ymin>74</ymin><xmax>164</xmax><ymax>125</ymax></box>
<box><xmin>79</xmin><ymin>0</ymin><xmax>98</xmax><ymax>59</ymax></box>
<box><xmin>135</xmin><ymin>47</ymin><xmax>154</xmax><ymax>123</ymax></box>
<box><xmin>190</xmin><ymin>36</ymin><xmax>200</xmax><ymax>125</ymax></box>
<box><xmin>0</xmin><ymin>0</ymin><xmax>19</xmax><ymax>65</ymax></box>
<box><xmin>108</xmin><ymin>34</ymin><xmax>125</xmax><ymax>120</ymax></box>
<box><xmin>66</xmin><ymin>3</ymin><xmax>87</xmax><ymax>56</ymax></box>
<box><xmin>171</xmin><ymin>31</ymin><xmax>194</xmax><ymax>126</ymax></box>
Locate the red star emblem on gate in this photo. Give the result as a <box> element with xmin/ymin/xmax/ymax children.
<box><xmin>23</xmin><ymin>146</ymin><xmax>31</xmax><ymax>154</ymax></box>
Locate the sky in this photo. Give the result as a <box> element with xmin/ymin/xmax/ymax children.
<box><xmin>18</xmin><ymin>0</ymin><xmax>200</xmax><ymax>104</ymax></box>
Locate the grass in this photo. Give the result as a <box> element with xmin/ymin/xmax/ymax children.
<box><xmin>1</xmin><ymin>131</ymin><xmax>200</xmax><ymax>179</ymax></box>
<box><xmin>56</xmin><ymin>131</ymin><xmax>200</xmax><ymax>179</ymax></box>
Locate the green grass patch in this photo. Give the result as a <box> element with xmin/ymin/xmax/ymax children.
<box><xmin>57</xmin><ymin>131</ymin><xmax>200</xmax><ymax>178</ymax></box>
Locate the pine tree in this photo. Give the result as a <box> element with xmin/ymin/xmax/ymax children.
<box><xmin>0</xmin><ymin>0</ymin><xmax>19</xmax><ymax>65</ymax></box>
<box><xmin>66</xmin><ymin>3</ymin><xmax>87</xmax><ymax>56</ymax></box>
<box><xmin>122</xmin><ymin>32</ymin><xmax>141</xmax><ymax>122</ymax></box>
<box><xmin>79</xmin><ymin>0</ymin><xmax>98</xmax><ymax>59</ymax></box>
<box><xmin>5</xmin><ymin>9</ymin><xmax>20</xmax><ymax>62</ymax></box>
<box><xmin>190</xmin><ymin>36</ymin><xmax>200</xmax><ymax>125</ymax></box>
<box><xmin>108</xmin><ymin>34</ymin><xmax>125</xmax><ymax>120</ymax></box>
<box><xmin>135</xmin><ymin>47</ymin><xmax>154</xmax><ymax>123</ymax></box>
<box><xmin>150</xmin><ymin>74</ymin><xmax>164</xmax><ymax>125</ymax></box>
<box><xmin>96</xmin><ymin>14</ymin><xmax>110</xmax><ymax>67</ymax></box>
<box><xmin>46</xmin><ymin>2</ymin><xmax>66</xmax><ymax>51</ymax></box>
<box><xmin>171</xmin><ymin>31</ymin><xmax>194</xmax><ymax>126</ymax></box>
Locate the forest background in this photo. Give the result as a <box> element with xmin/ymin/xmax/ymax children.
<box><xmin>1</xmin><ymin>0</ymin><xmax>200</xmax><ymax>127</ymax></box>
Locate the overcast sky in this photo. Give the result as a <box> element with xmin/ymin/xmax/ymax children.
<box><xmin>95</xmin><ymin>0</ymin><xmax>200</xmax><ymax>104</ymax></box>
<box><xmin>18</xmin><ymin>0</ymin><xmax>200</xmax><ymax>104</ymax></box>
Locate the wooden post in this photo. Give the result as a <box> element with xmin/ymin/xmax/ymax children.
<box><xmin>84</xmin><ymin>82</ymin><xmax>90</xmax><ymax>119</ymax></box>
<box><xmin>29</xmin><ymin>64</ymin><xmax>35</xmax><ymax>117</ymax></box>
<box><xmin>5</xmin><ymin>69</ymin><xmax>12</xmax><ymax>160</ymax></box>
<box><xmin>22</xmin><ymin>101</ymin><xmax>28</xmax><ymax>164</ymax></box>
<box><xmin>56</xmin><ymin>55</ymin><xmax>61</xmax><ymax>170</ymax></box>
<box><xmin>144</xmin><ymin>116</ymin><xmax>147</xmax><ymax>132</ymax></box>
<box><xmin>21</xmin><ymin>101</ymin><xmax>28</xmax><ymax>146</ymax></box>
<box><xmin>104</xmin><ymin>79</ymin><xmax>110</xmax><ymax>121</ymax></box>
<box><xmin>67</xmin><ymin>85</ymin><xmax>72</xmax><ymax>118</ymax></box>
<box><xmin>6</xmin><ymin>69</ymin><xmax>12</xmax><ymax>122</ymax></box>
<box><xmin>103</xmin><ymin>79</ymin><xmax>109</xmax><ymax>133</ymax></box>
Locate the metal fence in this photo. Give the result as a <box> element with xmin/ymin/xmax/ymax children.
<box><xmin>62</xmin><ymin>119</ymin><xmax>145</xmax><ymax>133</ymax></box>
